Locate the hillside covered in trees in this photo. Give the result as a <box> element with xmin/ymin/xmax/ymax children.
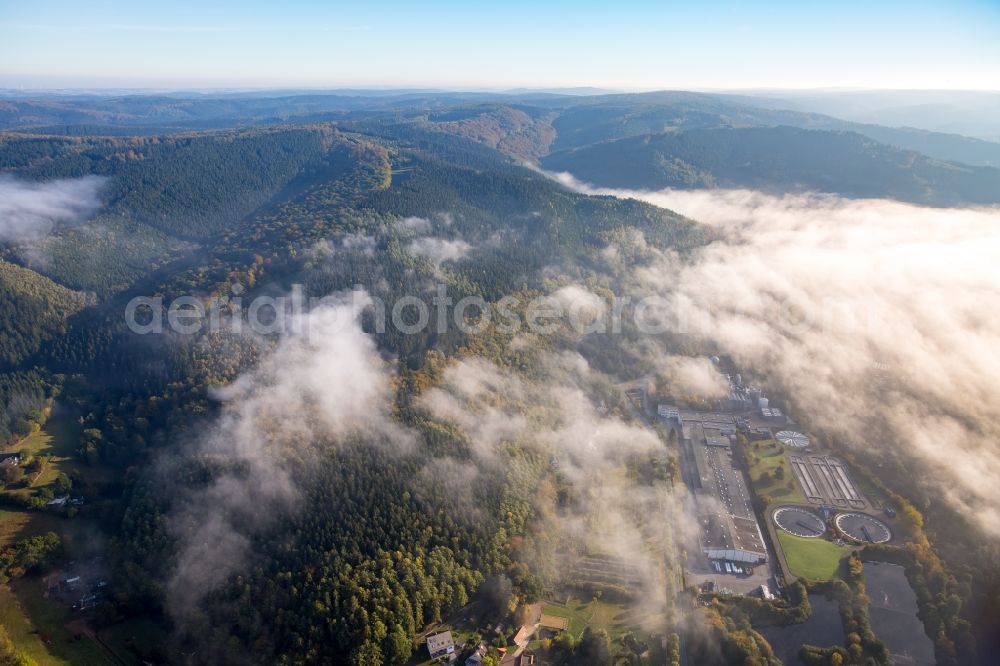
<box><xmin>0</xmin><ymin>259</ymin><xmax>93</xmax><ymax>367</ymax></box>
<box><xmin>540</xmin><ymin>126</ymin><xmax>1000</xmax><ymax>205</ymax></box>
<box><xmin>0</xmin><ymin>113</ymin><xmax>706</xmax><ymax>664</ymax></box>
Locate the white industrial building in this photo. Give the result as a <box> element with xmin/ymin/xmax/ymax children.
<box><xmin>658</xmin><ymin>404</ymin><xmax>680</xmax><ymax>421</ymax></box>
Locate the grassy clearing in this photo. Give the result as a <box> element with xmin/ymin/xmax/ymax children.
<box><xmin>1</xmin><ymin>405</ymin><xmax>119</xmax><ymax>662</ymax></box>
<box><xmin>3</xmin><ymin>408</ymin><xmax>110</xmax><ymax>500</ymax></box>
<box><xmin>0</xmin><ymin>579</ymin><xmax>109</xmax><ymax>666</ymax></box>
<box><xmin>746</xmin><ymin>441</ymin><xmax>806</xmax><ymax>505</ymax></box>
<box><xmin>539</xmin><ymin>596</ymin><xmax>653</xmax><ymax>641</ymax></box>
<box><xmin>776</xmin><ymin>531</ymin><xmax>850</xmax><ymax>581</ymax></box>
<box><xmin>1</xmin><ymin>404</ymin><xmax>108</xmax><ymax>549</ymax></box>
<box><xmin>0</xmin><ymin>510</ymin><xmax>110</xmax><ymax>661</ymax></box>
<box><xmin>0</xmin><ymin>508</ymin><xmax>34</xmax><ymax>547</ymax></box>
<box><xmin>2</xmin><ymin>579</ymin><xmax>159</xmax><ymax>666</ymax></box>
<box><xmin>0</xmin><ymin>584</ymin><xmax>55</xmax><ymax>665</ymax></box>
<box><xmin>0</xmin><ymin>509</ymin><xmax>67</xmax><ymax>549</ymax></box>
<box><xmin>530</xmin><ymin>596</ymin><xmax>664</xmax><ymax>663</ymax></box>
<box><xmin>0</xmin><ymin>404</ymin><xmax>95</xmax><ymax>546</ymax></box>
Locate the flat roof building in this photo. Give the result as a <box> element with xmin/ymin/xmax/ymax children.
<box><xmin>658</xmin><ymin>404</ymin><xmax>680</xmax><ymax>420</ymax></box>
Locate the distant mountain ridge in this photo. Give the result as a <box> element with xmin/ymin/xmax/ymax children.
<box><xmin>540</xmin><ymin>126</ymin><xmax>1000</xmax><ymax>206</ymax></box>
<box><xmin>2</xmin><ymin>89</ymin><xmax>1000</xmax><ymax>167</ymax></box>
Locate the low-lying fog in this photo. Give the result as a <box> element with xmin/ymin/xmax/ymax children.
<box><xmin>555</xmin><ymin>171</ymin><xmax>1000</xmax><ymax>538</ymax></box>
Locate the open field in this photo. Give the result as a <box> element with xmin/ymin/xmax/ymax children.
<box><xmin>540</xmin><ymin>598</ymin><xmax>621</xmax><ymax>639</ymax></box>
<box><xmin>0</xmin><ymin>508</ymin><xmax>34</xmax><ymax>546</ymax></box>
<box><xmin>0</xmin><ymin>579</ymin><xmax>111</xmax><ymax>666</ymax></box>
<box><xmin>0</xmin><ymin>584</ymin><xmax>56</xmax><ymax>665</ymax></box>
<box><xmin>0</xmin><ymin>509</ymin><xmax>68</xmax><ymax>548</ymax></box>
<box><xmin>531</xmin><ymin>597</ymin><xmax>666</xmax><ymax>664</ymax></box>
<box><xmin>775</xmin><ymin>531</ymin><xmax>850</xmax><ymax>581</ymax></box>
<box><xmin>1</xmin><ymin>405</ymin><xmax>124</xmax><ymax>662</ymax></box>
<box><xmin>0</xmin><ymin>514</ymin><xmax>116</xmax><ymax>663</ymax></box>
<box><xmin>1</xmin><ymin>404</ymin><xmax>109</xmax><ymax>552</ymax></box>
<box><xmin>3</xmin><ymin>407</ymin><xmax>111</xmax><ymax>501</ymax></box>
<box><xmin>539</xmin><ymin>596</ymin><xmax>662</xmax><ymax>640</ymax></box>
<box><xmin>746</xmin><ymin>441</ymin><xmax>806</xmax><ymax>504</ymax></box>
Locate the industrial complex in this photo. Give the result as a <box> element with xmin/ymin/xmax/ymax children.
<box><xmin>676</xmin><ymin>409</ymin><xmax>768</xmax><ymax>562</ymax></box>
<box><xmin>658</xmin><ymin>363</ymin><xmax>899</xmax><ymax>594</ymax></box>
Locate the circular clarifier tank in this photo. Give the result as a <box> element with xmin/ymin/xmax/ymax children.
<box><xmin>776</xmin><ymin>430</ymin><xmax>810</xmax><ymax>448</ymax></box>
<box><xmin>835</xmin><ymin>512</ymin><xmax>892</xmax><ymax>544</ymax></box>
<box><xmin>773</xmin><ymin>506</ymin><xmax>826</xmax><ymax>538</ymax></box>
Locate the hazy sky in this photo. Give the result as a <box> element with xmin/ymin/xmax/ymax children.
<box><xmin>1</xmin><ymin>0</ymin><xmax>998</xmax><ymax>90</ymax></box>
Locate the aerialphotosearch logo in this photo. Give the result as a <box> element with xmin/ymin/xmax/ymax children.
<box><xmin>123</xmin><ymin>283</ymin><xmax>693</xmax><ymax>338</ymax></box>
<box><xmin>124</xmin><ymin>283</ymin><xmax>880</xmax><ymax>340</ymax></box>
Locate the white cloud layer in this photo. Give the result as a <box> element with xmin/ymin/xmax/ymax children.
<box><xmin>0</xmin><ymin>175</ymin><xmax>105</xmax><ymax>243</ymax></box>
<box><xmin>574</xmin><ymin>182</ymin><xmax>1000</xmax><ymax>537</ymax></box>
<box><xmin>406</xmin><ymin>237</ymin><xmax>473</xmax><ymax>265</ymax></box>
<box><xmin>417</xmin><ymin>350</ymin><xmax>695</xmax><ymax>617</ymax></box>
<box><xmin>167</xmin><ymin>290</ymin><xmax>409</xmax><ymax>616</ymax></box>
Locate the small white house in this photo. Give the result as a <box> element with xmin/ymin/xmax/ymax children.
<box><xmin>427</xmin><ymin>631</ymin><xmax>456</xmax><ymax>660</ymax></box>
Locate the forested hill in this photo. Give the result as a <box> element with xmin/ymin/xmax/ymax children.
<box><xmin>0</xmin><ymin>126</ymin><xmax>375</xmax><ymax>294</ymax></box>
<box><xmin>0</xmin><ymin>117</ymin><xmax>713</xmax><ymax>664</ymax></box>
<box><xmin>425</xmin><ymin>104</ymin><xmax>558</xmax><ymax>161</ymax></box>
<box><xmin>0</xmin><ymin>126</ymin><xmax>343</xmax><ymax>239</ymax></box>
<box><xmin>539</xmin><ymin>126</ymin><xmax>1000</xmax><ymax>206</ymax></box>
<box><xmin>0</xmin><ymin>259</ymin><xmax>94</xmax><ymax>367</ymax></box>
<box><xmin>19</xmin><ymin>121</ymin><xmax>708</xmax><ymax>390</ymax></box>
